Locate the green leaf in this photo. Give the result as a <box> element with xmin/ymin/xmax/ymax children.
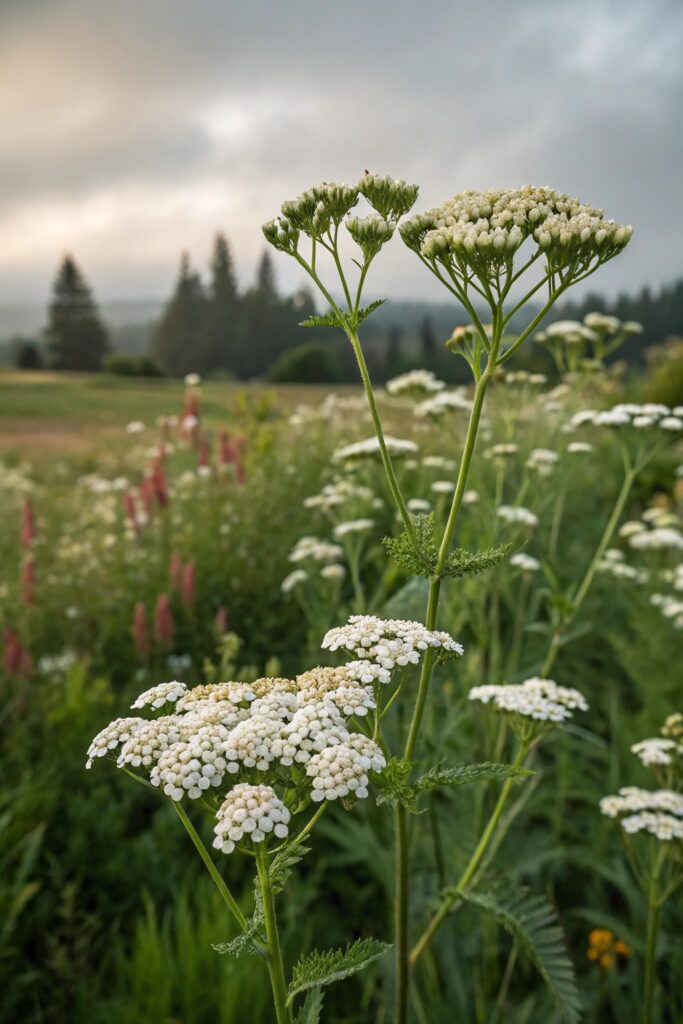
<box><xmin>374</xmin><ymin>758</ymin><xmax>418</xmax><ymax>812</ymax></box>
<box><xmin>299</xmin><ymin>311</ymin><xmax>346</xmax><ymax>329</ymax></box>
<box><xmin>459</xmin><ymin>882</ymin><xmax>581</xmax><ymax>1023</ymax></box>
<box><xmin>269</xmin><ymin>835</ymin><xmax>311</xmax><ymax>896</ymax></box>
<box><xmin>416</xmin><ymin>762</ymin><xmax>533</xmax><ymax>793</ymax></box>
<box><xmin>294</xmin><ymin>987</ymin><xmax>324</xmax><ymax>1024</ymax></box>
<box><xmin>355</xmin><ymin>299</ymin><xmax>385</xmax><ymax>325</ymax></box>
<box><xmin>383</xmin><ymin>514</ymin><xmax>509</xmax><ymax>580</ymax></box>
<box><xmin>443</xmin><ymin>543</ymin><xmax>511</xmax><ymax>579</ymax></box>
<box><xmin>211</xmin><ymin>917</ymin><xmax>266</xmax><ymax>962</ymax></box>
<box><xmin>288</xmin><ymin>938</ymin><xmax>391</xmax><ymax>1003</ymax></box>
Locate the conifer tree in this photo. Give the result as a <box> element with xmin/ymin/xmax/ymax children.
<box><xmin>151</xmin><ymin>253</ymin><xmax>207</xmax><ymax>376</ymax></box>
<box><xmin>203</xmin><ymin>233</ymin><xmax>241</xmax><ymax>373</ymax></box>
<box><xmin>46</xmin><ymin>255</ymin><xmax>109</xmax><ymax>370</ymax></box>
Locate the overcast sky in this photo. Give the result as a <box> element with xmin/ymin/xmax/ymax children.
<box><xmin>1</xmin><ymin>0</ymin><xmax>681</xmax><ymax>305</ymax></box>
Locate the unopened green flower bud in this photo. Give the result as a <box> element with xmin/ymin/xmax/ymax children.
<box><xmin>358</xmin><ymin>172</ymin><xmax>419</xmax><ymax>222</ymax></box>
<box><xmin>262</xmin><ymin>216</ymin><xmax>299</xmax><ymax>254</ymax></box>
<box><xmin>346</xmin><ymin>214</ymin><xmax>395</xmax><ymax>259</ymax></box>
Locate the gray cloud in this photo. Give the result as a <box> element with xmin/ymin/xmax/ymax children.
<box><xmin>0</xmin><ymin>0</ymin><xmax>681</xmax><ymax>302</ymax></box>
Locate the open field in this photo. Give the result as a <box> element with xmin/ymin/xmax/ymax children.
<box><xmin>1</xmin><ymin>365</ymin><xmax>682</xmax><ymax>1024</ymax></box>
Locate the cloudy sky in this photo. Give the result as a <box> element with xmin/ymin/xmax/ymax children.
<box><xmin>1</xmin><ymin>0</ymin><xmax>681</xmax><ymax>305</ymax></box>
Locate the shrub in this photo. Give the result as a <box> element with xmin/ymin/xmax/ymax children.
<box><xmin>269</xmin><ymin>343</ymin><xmax>341</xmax><ymax>383</ymax></box>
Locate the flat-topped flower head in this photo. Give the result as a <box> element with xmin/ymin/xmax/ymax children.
<box><xmin>86</xmin><ymin>717</ymin><xmax>144</xmax><ymax>768</ymax></box>
<box><xmin>386</xmin><ymin>369</ymin><xmax>445</xmax><ymax>397</ymax></box>
<box><xmin>415</xmin><ymin>391</ymin><xmax>473</xmax><ymax>419</ymax></box>
<box><xmin>510</xmin><ymin>553</ymin><xmax>540</xmax><ymax>573</ymax></box>
<box><xmin>346</xmin><ymin>214</ymin><xmax>395</xmax><ymax>259</ymax></box>
<box><xmin>280</xmin><ymin>182</ymin><xmax>360</xmax><ymax>237</ymax></box>
<box><xmin>289</xmin><ymin>536</ymin><xmax>344</xmax><ymax>563</ymax></box>
<box><xmin>600</xmin><ymin>787</ymin><xmax>683</xmax><ymax>841</ymax></box>
<box><xmin>213</xmin><ymin>784</ymin><xmax>290</xmax><ymax>854</ymax></box>
<box><xmin>569</xmin><ymin>403</ymin><xmax>683</xmax><ymax>436</ymax></box>
<box><xmin>401</xmin><ymin>186</ymin><xmax>632</xmax><ymax>280</ymax></box>
<box><xmin>469</xmin><ymin>677</ymin><xmax>588</xmax><ymax>735</ymax></box>
<box><xmin>497</xmin><ymin>505</ymin><xmax>539</xmax><ymax>529</ymax></box>
<box><xmin>322</xmin><ymin>614</ymin><xmax>463</xmax><ymax>674</ymax></box>
<box><xmin>333</xmin><ymin>436</ymin><xmax>418</xmax><ymax>461</ymax></box>
<box><xmin>631</xmin><ymin>737</ymin><xmax>683</xmax><ymax>768</ymax></box>
<box><xmin>131</xmin><ymin>680</ymin><xmax>188</xmax><ymax>711</ymax></box>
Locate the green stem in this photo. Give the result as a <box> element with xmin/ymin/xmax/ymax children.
<box><xmin>257</xmin><ymin>846</ymin><xmax>289</xmax><ymax>1024</ymax></box>
<box><xmin>409</xmin><ymin>740</ymin><xmax>529</xmax><ymax>968</ymax></box>
<box><xmin>394</xmin><ymin>805</ymin><xmax>409</xmax><ymax>1024</ymax></box>
<box><xmin>541</xmin><ymin>466</ymin><xmax>635</xmax><ymax>676</ymax></box>
<box><xmin>348</xmin><ymin>330</ymin><xmax>417</xmax><ymax>544</ymax></box>
<box><xmin>172</xmin><ymin>801</ymin><xmax>249</xmax><ymax>932</ymax></box>
<box><xmin>643</xmin><ymin>855</ymin><xmax>662</xmax><ymax>1024</ymax></box>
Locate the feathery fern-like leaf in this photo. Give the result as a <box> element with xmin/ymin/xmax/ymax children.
<box><xmin>459</xmin><ymin>882</ymin><xmax>581</xmax><ymax>1023</ymax></box>
<box><xmin>288</xmin><ymin>938</ymin><xmax>391</xmax><ymax>1002</ymax></box>
<box><xmin>416</xmin><ymin>762</ymin><xmax>533</xmax><ymax>793</ymax></box>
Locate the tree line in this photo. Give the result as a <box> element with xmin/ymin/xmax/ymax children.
<box><xmin>15</xmin><ymin>240</ymin><xmax>683</xmax><ymax>380</ymax></box>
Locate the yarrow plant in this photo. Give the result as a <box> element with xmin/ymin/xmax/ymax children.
<box><xmin>260</xmin><ymin>172</ymin><xmax>638</xmax><ymax>1022</ymax></box>
<box><xmin>80</xmin><ymin>173</ymin><xmax>647</xmax><ymax>1024</ymax></box>
<box><xmin>600</xmin><ymin>713</ymin><xmax>683</xmax><ymax>1023</ymax></box>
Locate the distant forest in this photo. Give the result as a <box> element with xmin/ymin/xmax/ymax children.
<box><xmin>4</xmin><ymin>235</ymin><xmax>683</xmax><ymax>383</ymax></box>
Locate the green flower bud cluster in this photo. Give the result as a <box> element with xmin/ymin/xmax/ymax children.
<box><xmin>400</xmin><ymin>186</ymin><xmax>632</xmax><ymax>280</ymax></box>
<box><xmin>262</xmin><ymin>173</ymin><xmax>419</xmax><ymax>262</ymax></box>
<box><xmin>358</xmin><ymin>172</ymin><xmax>419</xmax><ymax>222</ymax></box>
<box><xmin>346</xmin><ymin>214</ymin><xmax>395</xmax><ymax>259</ymax></box>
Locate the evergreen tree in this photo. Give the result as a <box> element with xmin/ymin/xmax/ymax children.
<box><xmin>237</xmin><ymin>252</ymin><xmax>283</xmax><ymax>378</ymax></box>
<box><xmin>46</xmin><ymin>255</ymin><xmax>109</xmax><ymax>371</ymax></box>
<box><xmin>385</xmin><ymin>325</ymin><xmax>404</xmax><ymax>377</ymax></box>
<box><xmin>420</xmin><ymin>316</ymin><xmax>436</xmax><ymax>361</ymax></box>
<box><xmin>203</xmin><ymin>232</ymin><xmax>241</xmax><ymax>374</ymax></box>
<box><xmin>151</xmin><ymin>253</ymin><xmax>207</xmax><ymax>376</ymax></box>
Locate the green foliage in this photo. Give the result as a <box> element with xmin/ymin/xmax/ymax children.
<box><xmin>294</xmin><ymin>987</ymin><xmax>324</xmax><ymax>1024</ymax></box>
<box><xmin>103</xmin><ymin>353</ymin><xmax>164</xmax><ymax>377</ymax></box>
<box><xmin>459</xmin><ymin>882</ymin><xmax>582</xmax><ymax>1023</ymax></box>
<box><xmin>299</xmin><ymin>310</ymin><xmax>346</xmax><ymax>329</ymax></box>
<box><xmin>269</xmin><ymin>835</ymin><xmax>311</xmax><ymax>897</ymax></box>
<box><xmin>46</xmin><ymin>254</ymin><xmax>110</xmax><ymax>371</ymax></box>
<box><xmin>288</xmin><ymin>938</ymin><xmax>391</xmax><ymax>1003</ymax></box>
<box><xmin>376</xmin><ymin>759</ymin><xmax>531</xmax><ymax>812</ymax></box>
<box><xmin>354</xmin><ymin>298</ymin><xmax>386</xmax><ymax>325</ymax></box>
<box><xmin>270</xmin><ymin>343</ymin><xmax>341</xmax><ymax>384</ymax></box>
<box><xmin>383</xmin><ymin>513</ymin><xmax>510</xmax><ymax>580</ymax></box>
<box><xmin>415</xmin><ymin>762</ymin><xmax>534</xmax><ymax>793</ymax></box>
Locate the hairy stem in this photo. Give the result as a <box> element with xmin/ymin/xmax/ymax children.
<box><xmin>409</xmin><ymin>739</ymin><xmax>529</xmax><ymax>968</ymax></box>
<box><xmin>257</xmin><ymin>846</ymin><xmax>290</xmax><ymax>1024</ymax></box>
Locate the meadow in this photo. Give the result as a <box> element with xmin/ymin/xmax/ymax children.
<box><xmin>1</xmin><ymin>352</ymin><xmax>681</xmax><ymax>1023</ymax></box>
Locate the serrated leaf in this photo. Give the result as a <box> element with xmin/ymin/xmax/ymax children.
<box><xmin>374</xmin><ymin>758</ymin><xmax>418</xmax><ymax>812</ymax></box>
<box><xmin>299</xmin><ymin>311</ymin><xmax>347</xmax><ymax>328</ymax></box>
<box><xmin>269</xmin><ymin>834</ymin><xmax>311</xmax><ymax>896</ymax></box>
<box><xmin>443</xmin><ymin>543</ymin><xmax>510</xmax><ymax>579</ymax></box>
<box><xmin>355</xmin><ymin>298</ymin><xmax>385</xmax><ymax>325</ymax></box>
<box><xmin>459</xmin><ymin>882</ymin><xmax>581</xmax><ymax>1023</ymax></box>
<box><xmin>287</xmin><ymin>939</ymin><xmax>391</xmax><ymax>1004</ymax></box>
<box><xmin>416</xmin><ymin>762</ymin><xmax>533</xmax><ymax>793</ymax></box>
<box><xmin>212</xmin><ymin>929</ymin><xmax>265</xmax><ymax>959</ymax></box>
<box><xmin>294</xmin><ymin>987</ymin><xmax>324</xmax><ymax>1024</ymax></box>
<box><xmin>384</xmin><ymin>514</ymin><xmax>509</xmax><ymax>581</ymax></box>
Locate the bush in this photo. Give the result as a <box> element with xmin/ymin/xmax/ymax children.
<box><xmin>103</xmin><ymin>354</ymin><xmax>164</xmax><ymax>377</ymax></box>
<box><xmin>15</xmin><ymin>341</ymin><xmax>44</xmax><ymax>370</ymax></box>
<box><xmin>269</xmin><ymin>343</ymin><xmax>340</xmax><ymax>383</ymax></box>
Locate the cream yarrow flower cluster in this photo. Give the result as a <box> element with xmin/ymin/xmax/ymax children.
<box><xmin>213</xmin><ymin>784</ymin><xmax>291</xmax><ymax>854</ymax></box>
<box><xmin>469</xmin><ymin>677</ymin><xmax>589</xmax><ymax>726</ymax></box>
<box><xmin>322</xmin><ymin>614</ymin><xmax>464</xmax><ymax>674</ymax></box>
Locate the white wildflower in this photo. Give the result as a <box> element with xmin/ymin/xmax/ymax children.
<box><xmin>213</xmin><ymin>784</ymin><xmax>290</xmax><ymax>853</ymax></box>
<box><xmin>131</xmin><ymin>681</ymin><xmax>188</xmax><ymax>711</ymax></box>
<box><xmin>86</xmin><ymin>718</ymin><xmax>144</xmax><ymax>769</ymax></box>
<box><xmin>469</xmin><ymin>677</ymin><xmax>588</xmax><ymax>724</ymax></box>
<box><xmin>497</xmin><ymin>505</ymin><xmax>539</xmax><ymax>528</ymax></box>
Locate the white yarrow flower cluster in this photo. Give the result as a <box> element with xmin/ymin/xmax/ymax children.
<box><xmin>322</xmin><ymin>615</ymin><xmax>463</xmax><ymax>674</ymax></box>
<box><xmin>631</xmin><ymin>738</ymin><xmax>683</xmax><ymax>768</ymax></box>
<box><xmin>289</xmin><ymin>536</ymin><xmax>344</xmax><ymax>563</ymax></box>
<box><xmin>307</xmin><ymin>736</ymin><xmax>386</xmax><ymax>802</ymax></box>
<box><xmin>131</xmin><ymin>680</ymin><xmax>188</xmax><ymax>710</ymax></box>
<box><xmin>86</xmin><ymin>718</ymin><xmax>144</xmax><ymax>769</ymax></box>
<box><xmin>469</xmin><ymin>677</ymin><xmax>588</xmax><ymax>724</ymax></box>
<box><xmin>497</xmin><ymin>505</ymin><xmax>539</xmax><ymax>528</ymax></box>
<box><xmin>386</xmin><ymin>369</ymin><xmax>445</xmax><ymax>396</ymax></box>
<box><xmin>213</xmin><ymin>784</ymin><xmax>290</xmax><ymax>853</ymax></box>
<box><xmin>333</xmin><ymin>436</ymin><xmax>418</xmax><ymax>461</ymax></box>
<box><xmin>569</xmin><ymin>403</ymin><xmax>683</xmax><ymax>434</ymax></box>
<box><xmin>334</xmin><ymin>519</ymin><xmax>374</xmax><ymax>538</ymax></box>
<box><xmin>414</xmin><ymin>390</ymin><xmax>473</xmax><ymax>419</ymax></box>
<box><xmin>510</xmin><ymin>553</ymin><xmax>540</xmax><ymax>573</ymax></box>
